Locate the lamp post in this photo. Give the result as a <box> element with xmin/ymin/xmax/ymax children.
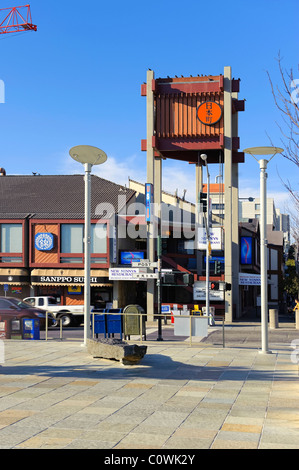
<box><xmin>200</xmin><ymin>154</ymin><xmax>211</xmax><ymax>323</ymax></box>
<box><xmin>69</xmin><ymin>145</ymin><xmax>107</xmax><ymax>346</ymax></box>
<box><xmin>243</xmin><ymin>146</ymin><xmax>283</xmax><ymax>354</ymax></box>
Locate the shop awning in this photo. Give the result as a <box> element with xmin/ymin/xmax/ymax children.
<box><xmin>0</xmin><ymin>268</ymin><xmax>30</xmax><ymax>285</ymax></box>
<box><xmin>30</xmin><ymin>269</ymin><xmax>112</xmax><ymax>287</ymax></box>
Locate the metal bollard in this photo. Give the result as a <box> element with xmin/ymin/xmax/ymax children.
<box><xmin>296</xmin><ymin>309</ymin><xmax>299</xmax><ymax>330</ymax></box>
<box><xmin>269</xmin><ymin>309</ymin><xmax>279</xmax><ymax>329</ymax></box>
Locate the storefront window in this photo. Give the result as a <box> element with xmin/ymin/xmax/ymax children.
<box><xmin>91</xmin><ymin>224</ymin><xmax>107</xmax><ymax>254</ymax></box>
<box><xmin>61</xmin><ymin>224</ymin><xmax>83</xmax><ymax>253</ymax></box>
<box><xmin>0</xmin><ymin>224</ymin><xmax>22</xmax><ymax>253</ymax></box>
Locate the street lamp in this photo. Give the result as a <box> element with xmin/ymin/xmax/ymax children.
<box><xmin>200</xmin><ymin>153</ymin><xmax>212</xmax><ymax>324</ymax></box>
<box><xmin>69</xmin><ymin>145</ymin><xmax>107</xmax><ymax>346</ymax></box>
<box><xmin>243</xmin><ymin>146</ymin><xmax>283</xmax><ymax>354</ymax></box>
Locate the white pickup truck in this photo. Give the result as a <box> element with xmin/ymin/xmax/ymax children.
<box><xmin>23</xmin><ymin>296</ymin><xmax>87</xmax><ymax>327</ymax></box>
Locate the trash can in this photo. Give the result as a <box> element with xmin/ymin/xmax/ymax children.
<box><xmin>106</xmin><ymin>309</ymin><xmax>123</xmax><ymax>339</ymax></box>
<box><xmin>0</xmin><ymin>319</ymin><xmax>11</xmax><ymax>339</ymax></box>
<box><xmin>10</xmin><ymin>319</ymin><xmax>22</xmax><ymax>340</ymax></box>
<box><xmin>92</xmin><ymin>309</ymin><xmax>107</xmax><ymax>338</ymax></box>
<box><xmin>123</xmin><ymin>305</ymin><xmax>146</xmax><ymax>340</ymax></box>
<box><xmin>22</xmin><ymin>318</ymin><xmax>40</xmax><ymax>340</ymax></box>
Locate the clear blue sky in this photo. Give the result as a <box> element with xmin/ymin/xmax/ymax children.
<box><xmin>0</xmin><ymin>0</ymin><xmax>298</xmax><ymax>214</ymax></box>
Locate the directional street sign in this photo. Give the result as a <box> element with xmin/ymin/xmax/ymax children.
<box><xmin>133</xmin><ymin>272</ymin><xmax>159</xmax><ymax>280</ymax></box>
<box><xmin>132</xmin><ymin>260</ymin><xmax>158</xmax><ymax>268</ymax></box>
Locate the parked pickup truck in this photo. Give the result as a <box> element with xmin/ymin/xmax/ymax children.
<box><xmin>23</xmin><ymin>296</ymin><xmax>89</xmax><ymax>327</ymax></box>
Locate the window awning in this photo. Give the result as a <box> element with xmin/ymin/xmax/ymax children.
<box><xmin>0</xmin><ymin>268</ymin><xmax>30</xmax><ymax>285</ymax></box>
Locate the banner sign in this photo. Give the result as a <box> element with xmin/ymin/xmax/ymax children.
<box><xmin>145</xmin><ymin>183</ymin><xmax>153</xmax><ymax>222</ymax></box>
<box><xmin>197</xmin><ymin>227</ymin><xmax>223</xmax><ymax>250</ymax></box>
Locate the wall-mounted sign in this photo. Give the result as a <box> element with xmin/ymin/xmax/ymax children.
<box><xmin>109</xmin><ymin>267</ymin><xmax>146</xmax><ymax>281</ymax></box>
<box><xmin>145</xmin><ymin>183</ymin><xmax>153</xmax><ymax>222</ymax></box>
<box><xmin>239</xmin><ymin>273</ymin><xmax>261</xmax><ymax>286</ymax></box>
<box><xmin>197</xmin><ymin>227</ymin><xmax>223</xmax><ymax>250</ymax></box>
<box><xmin>240</xmin><ymin>237</ymin><xmax>252</xmax><ymax>264</ymax></box>
<box><xmin>197</xmin><ymin>101</ymin><xmax>223</xmax><ymax>126</ymax></box>
<box><xmin>31</xmin><ymin>275</ymin><xmax>109</xmax><ymax>285</ymax></box>
<box><xmin>35</xmin><ymin>233</ymin><xmax>54</xmax><ymax>251</ymax></box>
<box><xmin>193</xmin><ymin>281</ymin><xmax>224</xmax><ymax>301</ymax></box>
<box><xmin>120</xmin><ymin>251</ymin><xmax>145</xmax><ymax>265</ymax></box>
<box><xmin>67</xmin><ymin>286</ymin><xmax>82</xmax><ymax>295</ymax></box>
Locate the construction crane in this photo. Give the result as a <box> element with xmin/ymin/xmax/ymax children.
<box><xmin>0</xmin><ymin>4</ymin><xmax>37</xmax><ymax>35</ymax></box>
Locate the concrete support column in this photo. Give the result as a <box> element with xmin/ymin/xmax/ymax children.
<box><xmin>195</xmin><ymin>162</ymin><xmax>203</xmax><ymax>276</ymax></box>
<box><xmin>146</xmin><ymin>69</ymin><xmax>155</xmax><ymax>319</ymax></box>
<box><xmin>232</xmin><ymin>87</ymin><xmax>240</xmax><ymax>319</ymax></box>
<box><xmin>224</xmin><ymin>66</ymin><xmax>233</xmax><ymax>323</ymax></box>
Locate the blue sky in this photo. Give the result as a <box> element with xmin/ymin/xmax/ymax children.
<box><xmin>0</xmin><ymin>0</ymin><xmax>298</xmax><ymax>214</ymax></box>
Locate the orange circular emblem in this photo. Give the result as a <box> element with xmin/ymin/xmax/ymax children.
<box><xmin>197</xmin><ymin>101</ymin><xmax>223</xmax><ymax>126</ymax></box>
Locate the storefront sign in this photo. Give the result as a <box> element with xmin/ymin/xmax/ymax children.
<box><xmin>109</xmin><ymin>268</ymin><xmax>145</xmax><ymax>281</ymax></box>
<box><xmin>67</xmin><ymin>286</ymin><xmax>82</xmax><ymax>294</ymax></box>
<box><xmin>197</xmin><ymin>227</ymin><xmax>223</xmax><ymax>250</ymax></box>
<box><xmin>0</xmin><ymin>275</ymin><xmax>29</xmax><ymax>285</ymax></box>
<box><xmin>239</xmin><ymin>273</ymin><xmax>261</xmax><ymax>286</ymax></box>
<box><xmin>31</xmin><ymin>275</ymin><xmax>109</xmax><ymax>284</ymax></box>
<box><xmin>35</xmin><ymin>233</ymin><xmax>54</xmax><ymax>251</ymax></box>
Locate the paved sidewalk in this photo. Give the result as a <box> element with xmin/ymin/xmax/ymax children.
<box><xmin>0</xmin><ymin>321</ymin><xmax>298</xmax><ymax>450</ymax></box>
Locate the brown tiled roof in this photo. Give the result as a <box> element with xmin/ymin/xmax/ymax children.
<box><xmin>0</xmin><ymin>175</ymin><xmax>135</xmax><ymax>219</ymax></box>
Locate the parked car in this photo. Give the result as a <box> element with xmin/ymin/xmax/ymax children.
<box><xmin>0</xmin><ymin>296</ymin><xmax>53</xmax><ymax>330</ymax></box>
<box><xmin>23</xmin><ymin>296</ymin><xmax>91</xmax><ymax>327</ymax></box>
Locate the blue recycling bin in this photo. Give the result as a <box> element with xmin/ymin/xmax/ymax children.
<box><xmin>92</xmin><ymin>310</ymin><xmax>107</xmax><ymax>338</ymax></box>
<box><xmin>22</xmin><ymin>318</ymin><xmax>40</xmax><ymax>340</ymax></box>
<box><xmin>106</xmin><ymin>309</ymin><xmax>123</xmax><ymax>340</ymax></box>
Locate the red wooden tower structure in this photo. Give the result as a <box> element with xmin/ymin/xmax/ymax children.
<box><xmin>0</xmin><ymin>4</ymin><xmax>37</xmax><ymax>34</ymax></box>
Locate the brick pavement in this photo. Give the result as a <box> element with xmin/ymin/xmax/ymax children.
<box><xmin>0</xmin><ymin>320</ymin><xmax>298</xmax><ymax>450</ymax></box>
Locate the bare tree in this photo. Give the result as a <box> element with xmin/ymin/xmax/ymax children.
<box><xmin>267</xmin><ymin>53</ymin><xmax>299</xmax><ymax>243</ymax></box>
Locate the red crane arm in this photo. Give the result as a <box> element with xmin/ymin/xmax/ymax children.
<box><xmin>0</xmin><ymin>4</ymin><xmax>37</xmax><ymax>34</ymax></box>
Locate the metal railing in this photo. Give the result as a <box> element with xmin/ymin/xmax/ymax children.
<box><xmin>44</xmin><ymin>310</ymin><xmax>226</xmax><ymax>347</ymax></box>
<box><xmin>45</xmin><ymin>312</ymin><xmax>63</xmax><ymax>341</ymax></box>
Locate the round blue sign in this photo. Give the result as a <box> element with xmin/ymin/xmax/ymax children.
<box><xmin>35</xmin><ymin>233</ymin><xmax>54</xmax><ymax>251</ymax></box>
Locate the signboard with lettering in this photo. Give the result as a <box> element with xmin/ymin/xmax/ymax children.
<box><xmin>197</xmin><ymin>101</ymin><xmax>223</xmax><ymax>126</ymax></box>
<box><xmin>109</xmin><ymin>268</ymin><xmax>146</xmax><ymax>281</ymax></box>
<box><xmin>197</xmin><ymin>227</ymin><xmax>223</xmax><ymax>250</ymax></box>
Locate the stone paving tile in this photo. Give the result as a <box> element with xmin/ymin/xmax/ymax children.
<box><xmin>1</xmin><ymin>325</ymin><xmax>299</xmax><ymax>450</ymax></box>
